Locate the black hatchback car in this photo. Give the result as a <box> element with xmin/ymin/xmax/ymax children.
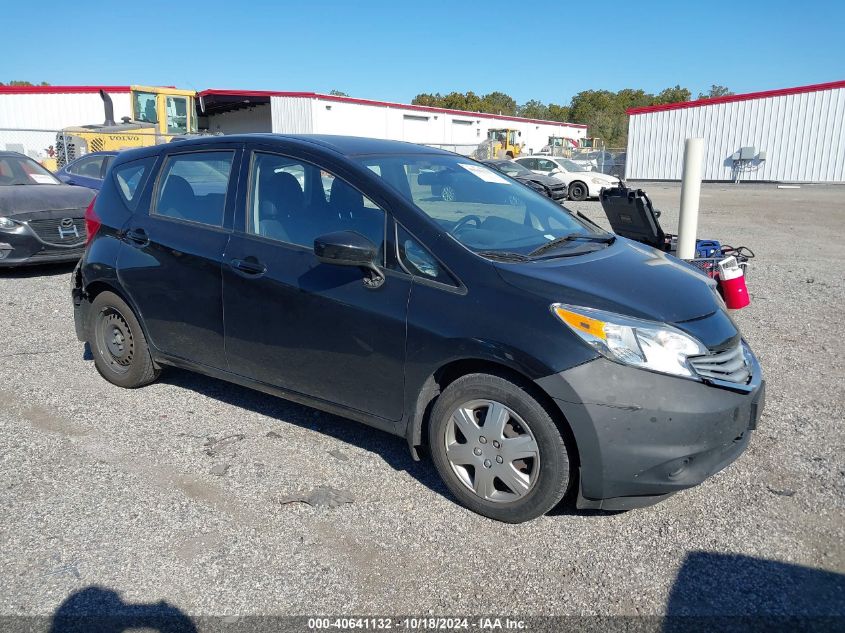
<box><xmin>72</xmin><ymin>135</ymin><xmax>764</xmax><ymax>523</ymax></box>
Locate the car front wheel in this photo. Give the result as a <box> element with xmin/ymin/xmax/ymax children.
<box><xmin>429</xmin><ymin>373</ymin><xmax>571</xmax><ymax>523</ymax></box>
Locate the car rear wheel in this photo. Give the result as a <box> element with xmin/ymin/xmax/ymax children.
<box><xmin>89</xmin><ymin>291</ymin><xmax>160</xmax><ymax>389</ymax></box>
<box><xmin>440</xmin><ymin>185</ymin><xmax>457</xmax><ymax>202</ymax></box>
<box><xmin>569</xmin><ymin>181</ymin><xmax>588</xmax><ymax>201</ymax></box>
<box><xmin>428</xmin><ymin>373</ymin><xmax>571</xmax><ymax>523</ymax></box>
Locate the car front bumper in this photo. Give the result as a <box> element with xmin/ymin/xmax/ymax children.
<box><xmin>536</xmin><ymin>349</ymin><xmax>764</xmax><ymax>510</ymax></box>
<box><xmin>0</xmin><ymin>220</ymin><xmax>85</xmax><ymax>267</ymax></box>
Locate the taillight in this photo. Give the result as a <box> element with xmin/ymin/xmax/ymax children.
<box><xmin>84</xmin><ymin>197</ymin><xmax>100</xmax><ymax>246</ymax></box>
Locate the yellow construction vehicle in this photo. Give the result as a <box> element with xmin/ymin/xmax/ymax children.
<box><xmin>53</xmin><ymin>85</ymin><xmax>199</xmax><ymax>168</ymax></box>
<box><xmin>486</xmin><ymin>128</ymin><xmax>523</xmax><ymax>158</ymax></box>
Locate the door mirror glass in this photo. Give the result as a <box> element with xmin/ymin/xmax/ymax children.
<box><xmin>314</xmin><ymin>230</ymin><xmax>377</xmax><ymax>267</ymax></box>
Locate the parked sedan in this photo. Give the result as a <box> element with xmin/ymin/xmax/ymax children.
<box><xmin>72</xmin><ymin>135</ymin><xmax>763</xmax><ymax>523</ymax></box>
<box><xmin>55</xmin><ymin>151</ymin><xmax>119</xmax><ymax>191</ymax></box>
<box><xmin>0</xmin><ymin>151</ymin><xmax>95</xmax><ymax>267</ymax></box>
<box><xmin>514</xmin><ymin>155</ymin><xmax>620</xmax><ymax>201</ymax></box>
<box><xmin>480</xmin><ymin>159</ymin><xmax>568</xmax><ymax>202</ymax></box>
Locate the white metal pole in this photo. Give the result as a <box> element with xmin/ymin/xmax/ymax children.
<box><xmin>677</xmin><ymin>137</ymin><xmax>704</xmax><ymax>260</ymax></box>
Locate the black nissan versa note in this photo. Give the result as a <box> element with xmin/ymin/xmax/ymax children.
<box><xmin>71</xmin><ymin>134</ymin><xmax>765</xmax><ymax>523</ymax></box>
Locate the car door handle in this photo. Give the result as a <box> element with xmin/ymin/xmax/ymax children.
<box><xmin>124</xmin><ymin>228</ymin><xmax>149</xmax><ymax>247</ymax></box>
<box><xmin>230</xmin><ymin>258</ymin><xmax>267</xmax><ymax>277</ymax></box>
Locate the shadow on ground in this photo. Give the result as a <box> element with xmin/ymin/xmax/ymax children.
<box><xmin>49</xmin><ymin>586</ymin><xmax>196</xmax><ymax>632</ymax></box>
<box><xmin>662</xmin><ymin>551</ymin><xmax>845</xmax><ymax>632</ymax></box>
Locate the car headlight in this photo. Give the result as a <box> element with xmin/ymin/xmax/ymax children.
<box><xmin>590</xmin><ymin>177</ymin><xmax>612</xmax><ymax>185</ymax></box>
<box><xmin>0</xmin><ymin>217</ymin><xmax>19</xmax><ymax>229</ymax></box>
<box><xmin>551</xmin><ymin>303</ymin><xmax>708</xmax><ymax>378</ymax></box>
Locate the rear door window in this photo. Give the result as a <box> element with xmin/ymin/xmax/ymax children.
<box><xmin>154</xmin><ymin>151</ymin><xmax>234</xmax><ymax>227</ymax></box>
<box><xmin>113</xmin><ymin>157</ymin><xmax>156</xmax><ymax>209</ymax></box>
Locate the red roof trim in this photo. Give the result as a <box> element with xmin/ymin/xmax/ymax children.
<box><xmin>0</xmin><ymin>85</ymin><xmax>130</xmax><ymax>95</ymax></box>
<box><xmin>627</xmin><ymin>79</ymin><xmax>845</xmax><ymax>115</ymax></box>
<box><xmin>199</xmin><ymin>89</ymin><xmax>589</xmax><ymax>129</ymax></box>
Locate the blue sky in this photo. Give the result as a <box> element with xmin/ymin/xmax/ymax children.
<box><xmin>2</xmin><ymin>0</ymin><xmax>842</xmax><ymax>104</ymax></box>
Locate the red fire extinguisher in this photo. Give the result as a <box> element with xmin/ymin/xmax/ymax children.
<box><xmin>717</xmin><ymin>257</ymin><xmax>750</xmax><ymax>309</ymax></box>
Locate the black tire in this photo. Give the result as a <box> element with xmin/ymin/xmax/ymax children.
<box><xmin>569</xmin><ymin>181</ymin><xmax>588</xmax><ymax>201</ymax></box>
<box><xmin>88</xmin><ymin>290</ymin><xmax>160</xmax><ymax>389</ymax></box>
<box><xmin>428</xmin><ymin>373</ymin><xmax>571</xmax><ymax>523</ymax></box>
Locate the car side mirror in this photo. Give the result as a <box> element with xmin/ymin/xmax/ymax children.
<box><xmin>314</xmin><ymin>230</ymin><xmax>385</xmax><ymax>288</ymax></box>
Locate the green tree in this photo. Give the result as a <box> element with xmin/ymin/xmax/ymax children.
<box><xmin>697</xmin><ymin>84</ymin><xmax>733</xmax><ymax>99</ymax></box>
<box><xmin>411</xmin><ymin>92</ymin><xmax>440</xmax><ymax>107</ymax></box>
<box><xmin>329</xmin><ymin>89</ymin><xmax>349</xmax><ymax>96</ymax></box>
<box><xmin>546</xmin><ymin>103</ymin><xmax>571</xmax><ymax>123</ymax></box>
<box><xmin>654</xmin><ymin>85</ymin><xmax>692</xmax><ymax>104</ymax></box>
<box><xmin>479</xmin><ymin>91</ymin><xmax>517</xmax><ymax>116</ymax></box>
<box><xmin>517</xmin><ymin>99</ymin><xmax>550</xmax><ymax>120</ymax></box>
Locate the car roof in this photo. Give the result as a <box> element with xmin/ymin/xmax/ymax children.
<box><xmin>126</xmin><ymin>134</ymin><xmax>454</xmax><ymax>158</ymax></box>
<box><xmin>0</xmin><ymin>150</ymin><xmax>29</xmax><ymax>158</ymax></box>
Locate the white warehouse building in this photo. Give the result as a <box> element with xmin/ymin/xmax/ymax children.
<box><xmin>199</xmin><ymin>89</ymin><xmax>587</xmax><ymax>154</ymax></box>
<box><xmin>0</xmin><ymin>85</ymin><xmax>588</xmax><ymax>160</ymax></box>
<box><xmin>625</xmin><ymin>80</ymin><xmax>845</xmax><ymax>183</ymax></box>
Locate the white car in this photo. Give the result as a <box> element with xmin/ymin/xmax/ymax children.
<box><xmin>513</xmin><ymin>156</ymin><xmax>620</xmax><ymax>201</ymax></box>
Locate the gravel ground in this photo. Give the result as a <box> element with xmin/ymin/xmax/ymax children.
<box><xmin>0</xmin><ymin>182</ymin><xmax>843</xmax><ymax>625</ymax></box>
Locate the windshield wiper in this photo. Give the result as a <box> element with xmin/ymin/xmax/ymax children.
<box><xmin>476</xmin><ymin>250</ymin><xmax>531</xmax><ymax>262</ymax></box>
<box><xmin>527</xmin><ymin>233</ymin><xmax>615</xmax><ymax>257</ymax></box>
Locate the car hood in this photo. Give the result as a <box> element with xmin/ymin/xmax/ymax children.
<box><xmin>520</xmin><ymin>173</ymin><xmax>566</xmax><ymax>187</ymax></box>
<box><xmin>494</xmin><ymin>237</ymin><xmax>738</xmax><ymax>347</ymax></box>
<box><xmin>0</xmin><ymin>184</ymin><xmax>95</xmax><ymax>217</ymax></box>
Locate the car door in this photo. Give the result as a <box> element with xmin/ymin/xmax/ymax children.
<box><xmin>221</xmin><ymin>146</ymin><xmax>411</xmax><ymax>421</ymax></box>
<box><xmin>117</xmin><ymin>144</ymin><xmax>242</xmax><ymax>369</ymax></box>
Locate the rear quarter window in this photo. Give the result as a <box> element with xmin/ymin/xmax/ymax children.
<box><xmin>112</xmin><ymin>157</ymin><xmax>156</xmax><ymax>210</ymax></box>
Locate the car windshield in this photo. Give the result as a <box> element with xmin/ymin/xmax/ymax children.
<box><xmin>488</xmin><ymin>161</ymin><xmax>534</xmax><ymax>177</ymax></box>
<box><xmin>357</xmin><ymin>154</ymin><xmax>610</xmax><ymax>258</ymax></box>
<box><xmin>0</xmin><ymin>155</ymin><xmax>61</xmax><ymax>186</ymax></box>
<box><xmin>560</xmin><ymin>159</ymin><xmax>588</xmax><ymax>172</ymax></box>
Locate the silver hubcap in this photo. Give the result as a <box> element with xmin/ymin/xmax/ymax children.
<box><xmin>444</xmin><ymin>399</ymin><xmax>540</xmax><ymax>503</ymax></box>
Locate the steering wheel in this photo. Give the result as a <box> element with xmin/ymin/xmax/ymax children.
<box><xmin>450</xmin><ymin>214</ymin><xmax>482</xmax><ymax>235</ymax></box>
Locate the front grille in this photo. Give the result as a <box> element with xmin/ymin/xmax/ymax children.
<box><xmin>690</xmin><ymin>343</ymin><xmax>751</xmax><ymax>384</ymax></box>
<box><xmin>26</xmin><ymin>217</ymin><xmax>87</xmax><ymax>246</ymax></box>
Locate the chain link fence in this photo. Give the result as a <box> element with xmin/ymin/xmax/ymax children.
<box><xmin>0</xmin><ymin>126</ymin><xmax>175</xmax><ymax>171</ymax></box>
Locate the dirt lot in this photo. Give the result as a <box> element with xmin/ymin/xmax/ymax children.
<box><xmin>0</xmin><ymin>182</ymin><xmax>843</xmax><ymax>627</ymax></box>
